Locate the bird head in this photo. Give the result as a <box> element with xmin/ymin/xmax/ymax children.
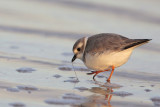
<box><xmin>72</xmin><ymin>37</ymin><xmax>88</xmax><ymax>62</ymax></box>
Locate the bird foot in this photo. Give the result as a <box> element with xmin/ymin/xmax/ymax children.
<box><xmin>107</xmin><ymin>79</ymin><xmax>110</xmax><ymax>82</ymax></box>
<box><xmin>86</xmin><ymin>71</ymin><xmax>97</xmax><ymax>75</ymax></box>
<box><xmin>87</xmin><ymin>71</ymin><xmax>103</xmax><ymax>80</ymax></box>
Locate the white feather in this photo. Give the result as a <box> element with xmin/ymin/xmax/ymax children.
<box><xmin>84</xmin><ymin>48</ymin><xmax>134</xmax><ymax>71</ymax></box>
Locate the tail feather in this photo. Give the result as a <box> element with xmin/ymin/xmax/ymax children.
<box><xmin>123</xmin><ymin>39</ymin><xmax>152</xmax><ymax>50</ymax></box>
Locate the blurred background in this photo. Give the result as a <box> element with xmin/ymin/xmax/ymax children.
<box><xmin>0</xmin><ymin>0</ymin><xmax>160</xmax><ymax>107</ymax></box>
<box><xmin>0</xmin><ymin>0</ymin><xmax>160</xmax><ymax>39</ymax></box>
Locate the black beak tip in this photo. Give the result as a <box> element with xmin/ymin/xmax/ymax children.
<box><xmin>71</xmin><ymin>55</ymin><xmax>77</xmax><ymax>62</ymax></box>
<box><xmin>71</xmin><ymin>58</ymin><xmax>74</xmax><ymax>62</ymax></box>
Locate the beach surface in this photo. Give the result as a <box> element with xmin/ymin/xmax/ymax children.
<box><xmin>0</xmin><ymin>0</ymin><xmax>160</xmax><ymax>107</ymax></box>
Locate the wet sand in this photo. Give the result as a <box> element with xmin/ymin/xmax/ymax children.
<box><xmin>0</xmin><ymin>0</ymin><xmax>160</xmax><ymax>107</ymax></box>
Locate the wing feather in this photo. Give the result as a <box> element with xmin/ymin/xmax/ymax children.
<box><xmin>85</xmin><ymin>33</ymin><xmax>151</xmax><ymax>54</ymax></box>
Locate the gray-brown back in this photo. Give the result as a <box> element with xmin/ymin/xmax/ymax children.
<box><xmin>85</xmin><ymin>33</ymin><xmax>150</xmax><ymax>54</ymax></box>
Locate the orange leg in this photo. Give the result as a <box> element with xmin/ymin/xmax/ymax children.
<box><xmin>87</xmin><ymin>66</ymin><xmax>115</xmax><ymax>81</ymax></box>
<box><xmin>87</xmin><ymin>69</ymin><xmax>110</xmax><ymax>80</ymax></box>
<box><xmin>107</xmin><ymin>66</ymin><xmax>115</xmax><ymax>82</ymax></box>
<box><xmin>87</xmin><ymin>71</ymin><xmax>103</xmax><ymax>80</ymax></box>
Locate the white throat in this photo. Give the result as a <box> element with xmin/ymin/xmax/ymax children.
<box><xmin>83</xmin><ymin>37</ymin><xmax>88</xmax><ymax>54</ymax></box>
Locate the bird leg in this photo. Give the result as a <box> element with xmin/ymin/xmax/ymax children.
<box><xmin>87</xmin><ymin>69</ymin><xmax>110</xmax><ymax>80</ymax></box>
<box><xmin>107</xmin><ymin>66</ymin><xmax>115</xmax><ymax>82</ymax></box>
<box><xmin>87</xmin><ymin>66</ymin><xmax>115</xmax><ymax>81</ymax></box>
<box><xmin>87</xmin><ymin>71</ymin><xmax>103</xmax><ymax>80</ymax></box>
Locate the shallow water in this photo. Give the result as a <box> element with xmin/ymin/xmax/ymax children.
<box><xmin>0</xmin><ymin>0</ymin><xmax>160</xmax><ymax>107</ymax></box>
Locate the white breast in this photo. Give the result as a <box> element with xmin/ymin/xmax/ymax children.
<box><xmin>84</xmin><ymin>48</ymin><xmax>134</xmax><ymax>71</ymax></box>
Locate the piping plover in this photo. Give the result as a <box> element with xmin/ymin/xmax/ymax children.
<box><xmin>71</xmin><ymin>33</ymin><xmax>151</xmax><ymax>82</ymax></box>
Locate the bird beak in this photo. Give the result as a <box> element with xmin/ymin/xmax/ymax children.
<box><xmin>71</xmin><ymin>54</ymin><xmax>77</xmax><ymax>62</ymax></box>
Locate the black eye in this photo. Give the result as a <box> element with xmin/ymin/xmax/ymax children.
<box><xmin>77</xmin><ymin>48</ymin><xmax>81</xmax><ymax>51</ymax></box>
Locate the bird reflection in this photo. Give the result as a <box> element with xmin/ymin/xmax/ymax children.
<box><xmin>88</xmin><ymin>80</ymin><xmax>121</xmax><ymax>107</ymax></box>
<box><xmin>105</xmin><ymin>87</ymin><xmax>113</xmax><ymax>106</ymax></box>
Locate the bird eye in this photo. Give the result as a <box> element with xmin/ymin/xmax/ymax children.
<box><xmin>77</xmin><ymin>48</ymin><xmax>81</xmax><ymax>51</ymax></box>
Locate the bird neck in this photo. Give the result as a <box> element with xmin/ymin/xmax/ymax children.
<box><xmin>81</xmin><ymin>37</ymin><xmax>88</xmax><ymax>61</ymax></box>
<box><xmin>83</xmin><ymin>37</ymin><xmax>88</xmax><ymax>54</ymax></box>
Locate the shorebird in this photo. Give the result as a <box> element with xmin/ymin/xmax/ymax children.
<box><xmin>72</xmin><ymin>33</ymin><xmax>151</xmax><ymax>82</ymax></box>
